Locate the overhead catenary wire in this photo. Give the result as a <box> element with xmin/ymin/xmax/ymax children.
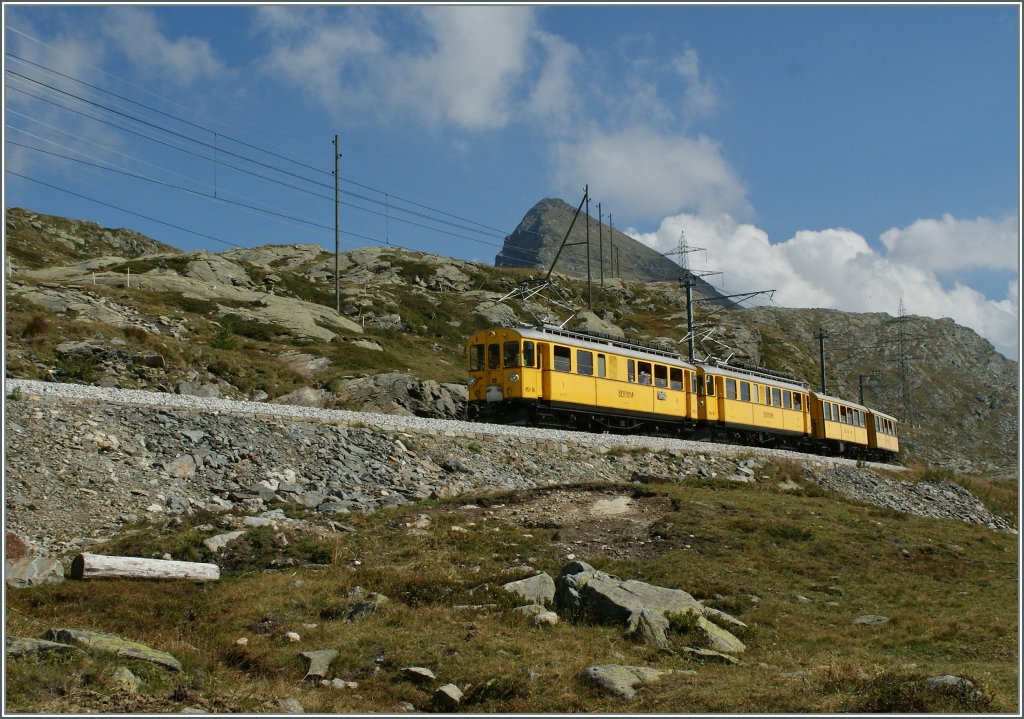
<box><xmin>5</xmin><ymin>53</ymin><xmax>544</xmax><ymax>243</ymax></box>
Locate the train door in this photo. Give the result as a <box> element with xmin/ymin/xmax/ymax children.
<box><xmin>699</xmin><ymin>372</ymin><xmax>719</xmax><ymax>422</ymax></box>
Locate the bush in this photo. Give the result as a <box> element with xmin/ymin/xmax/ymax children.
<box><xmin>210</xmin><ymin>326</ymin><xmax>239</xmax><ymax>350</ymax></box>
<box><xmin>20</xmin><ymin>314</ymin><xmax>50</xmax><ymax>338</ymax></box>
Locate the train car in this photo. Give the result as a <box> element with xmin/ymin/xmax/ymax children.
<box><xmin>809</xmin><ymin>391</ymin><xmax>872</xmax><ymax>457</ymax></box>
<box><xmin>866</xmin><ymin>408</ymin><xmax>900</xmax><ymax>461</ymax></box>
<box><xmin>466</xmin><ymin>324</ymin><xmax>699</xmax><ymax>434</ymax></box>
<box><xmin>466</xmin><ymin>324</ymin><xmax>900</xmax><ymax>463</ymax></box>
<box><xmin>695</xmin><ymin>362</ymin><xmax>813</xmax><ymax>449</ymax></box>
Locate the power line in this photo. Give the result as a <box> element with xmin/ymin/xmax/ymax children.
<box><xmin>5</xmin><ymin>55</ymin><xmax>539</xmax><ymax>243</ymax></box>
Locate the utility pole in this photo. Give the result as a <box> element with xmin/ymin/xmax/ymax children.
<box><xmin>608</xmin><ymin>214</ymin><xmax>615</xmax><ymax>278</ymax></box>
<box><xmin>897</xmin><ymin>298</ymin><xmax>911</xmax><ymax>425</ymax></box>
<box><xmin>585</xmin><ymin>186</ymin><xmax>592</xmax><ymax>309</ymax></box>
<box><xmin>597</xmin><ymin>202</ymin><xmax>603</xmax><ymax>287</ymax></box>
<box><xmin>814</xmin><ymin>328</ymin><xmax>828</xmax><ymax>394</ymax></box>
<box><xmin>333</xmin><ymin>134</ymin><xmax>340</xmax><ymax>314</ymax></box>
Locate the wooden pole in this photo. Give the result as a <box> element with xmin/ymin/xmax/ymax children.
<box><xmin>71</xmin><ymin>553</ymin><xmax>220</xmax><ymax>582</ymax></box>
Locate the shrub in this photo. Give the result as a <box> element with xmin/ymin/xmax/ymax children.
<box><xmin>20</xmin><ymin>314</ymin><xmax>50</xmax><ymax>338</ymax></box>
<box><xmin>210</xmin><ymin>326</ymin><xmax>239</xmax><ymax>350</ymax></box>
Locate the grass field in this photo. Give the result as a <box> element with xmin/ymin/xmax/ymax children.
<box><xmin>5</xmin><ymin>467</ymin><xmax>1018</xmax><ymax>714</ymax></box>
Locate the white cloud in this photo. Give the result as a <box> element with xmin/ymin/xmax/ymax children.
<box><xmin>101</xmin><ymin>7</ymin><xmax>224</xmax><ymax>85</ymax></box>
<box><xmin>555</xmin><ymin>128</ymin><xmax>749</xmax><ymax>219</ymax></box>
<box><xmin>408</xmin><ymin>6</ymin><xmax>534</xmax><ymax>130</ymax></box>
<box><xmin>673</xmin><ymin>48</ymin><xmax>718</xmax><ymax>118</ymax></box>
<box><xmin>523</xmin><ymin>30</ymin><xmax>582</xmax><ymax>130</ymax></box>
<box><xmin>627</xmin><ymin>213</ymin><xmax>1020</xmax><ymax>360</ymax></box>
<box><xmin>251</xmin><ymin>5</ymin><xmax>540</xmax><ymax>131</ymax></box>
<box><xmin>880</xmin><ymin>213</ymin><xmax>1018</xmax><ymax>272</ymax></box>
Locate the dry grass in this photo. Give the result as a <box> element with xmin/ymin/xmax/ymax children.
<box><xmin>5</xmin><ymin>467</ymin><xmax>1018</xmax><ymax>714</ymax></box>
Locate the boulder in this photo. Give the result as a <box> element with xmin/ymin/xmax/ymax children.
<box><xmin>501</xmin><ymin>572</ymin><xmax>555</xmax><ymax>605</ymax></box>
<box><xmin>44</xmin><ymin>628</ymin><xmax>182</xmax><ymax>671</ymax></box>
<box><xmin>555</xmin><ymin>560</ymin><xmax>703</xmax><ymax>623</ymax></box>
<box><xmin>577</xmin><ymin>664</ymin><xmax>670</xmax><ymax>699</ymax></box>
<box><xmin>5</xmin><ymin>556</ymin><xmax>65</xmax><ymax>588</ymax></box>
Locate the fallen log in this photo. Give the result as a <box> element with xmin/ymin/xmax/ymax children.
<box><xmin>70</xmin><ymin>553</ymin><xmax>220</xmax><ymax>582</ymax></box>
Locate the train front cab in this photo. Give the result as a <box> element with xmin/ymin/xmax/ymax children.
<box><xmin>466</xmin><ymin>328</ymin><xmax>541</xmax><ymax>423</ymax></box>
<box><xmin>697</xmin><ymin>366</ymin><xmax>811</xmax><ymax>445</ymax></box>
<box><xmin>810</xmin><ymin>393</ymin><xmax>870</xmax><ymax>456</ymax></box>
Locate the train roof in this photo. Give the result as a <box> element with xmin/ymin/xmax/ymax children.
<box><xmin>698</xmin><ymin>360</ymin><xmax>810</xmax><ymax>391</ymax></box>
<box><xmin>487</xmin><ymin>324</ymin><xmax>698</xmax><ymax>367</ymax></box>
<box><xmin>812</xmin><ymin>391</ymin><xmax>870</xmax><ymax>412</ymax></box>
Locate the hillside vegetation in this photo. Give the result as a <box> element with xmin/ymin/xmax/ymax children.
<box><xmin>4</xmin><ymin>470</ymin><xmax>1018</xmax><ymax>713</ymax></box>
<box><xmin>3</xmin><ymin>207</ymin><xmax>1017</xmax><ymax>475</ymax></box>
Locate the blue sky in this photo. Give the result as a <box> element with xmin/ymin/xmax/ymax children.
<box><xmin>3</xmin><ymin>3</ymin><xmax>1020</xmax><ymax>359</ymax></box>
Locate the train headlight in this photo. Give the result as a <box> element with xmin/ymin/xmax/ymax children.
<box><xmin>467</xmin><ymin>377</ymin><xmax>477</xmax><ymax>386</ymax></box>
<box><xmin>508</xmin><ymin>374</ymin><xmax>520</xmax><ymax>383</ymax></box>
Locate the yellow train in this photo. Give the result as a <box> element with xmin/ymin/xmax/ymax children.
<box><xmin>466</xmin><ymin>324</ymin><xmax>900</xmax><ymax>462</ymax></box>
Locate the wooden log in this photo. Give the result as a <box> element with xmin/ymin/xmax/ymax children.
<box><xmin>71</xmin><ymin>553</ymin><xmax>220</xmax><ymax>582</ymax></box>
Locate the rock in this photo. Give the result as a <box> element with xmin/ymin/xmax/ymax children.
<box><xmin>926</xmin><ymin>674</ymin><xmax>982</xmax><ymax>700</ymax></box>
<box><xmin>5</xmin><ymin>556</ymin><xmax>65</xmax><ymax>588</ymax></box>
<box><xmin>402</xmin><ymin>666</ymin><xmax>436</xmax><ymax>683</ymax></box>
<box><xmin>577</xmin><ymin>664</ymin><xmax>670</xmax><ymax>699</ymax></box>
<box><xmin>697</xmin><ymin>615</ymin><xmax>746</xmax><ymax>654</ymax></box>
<box><xmin>852</xmin><ymin>614</ymin><xmax>890</xmax><ymax>626</ymax></box>
<box><xmin>6</xmin><ymin>636</ymin><xmax>84</xmax><ymax>659</ymax></box>
<box><xmin>555</xmin><ymin>560</ymin><xmax>703</xmax><ymax>623</ymax></box>
<box><xmin>270</xmin><ymin>387</ymin><xmax>329</xmax><ymax>408</ymax></box>
<box><xmin>203</xmin><ymin>531</ymin><xmax>244</xmax><ymax>553</ymax></box>
<box><xmin>533</xmin><ymin>611</ymin><xmax>559</xmax><ymax>626</ymax></box>
<box><xmin>501</xmin><ymin>572</ymin><xmax>555</xmax><ymax>605</ymax></box>
<box><xmin>44</xmin><ymin>628</ymin><xmax>182</xmax><ymax>671</ymax></box>
<box><xmin>301</xmin><ymin>649</ymin><xmax>338</xmax><ymax>680</ymax></box>
<box><xmin>433</xmin><ymin>683</ymin><xmax>463</xmax><ymax>710</ymax></box>
<box><xmin>680</xmin><ymin>647</ymin><xmax>740</xmax><ymax>664</ymax></box>
<box><xmin>278</xmin><ymin>697</ymin><xmax>304</xmax><ymax>714</ymax></box>
<box><xmin>5</xmin><ymin>531</ymin><xmax>30</xmax><ymax>561</ymax></box>
<box><xmin>345</xmin><ymin>593</ymin><xmax>388</xmax><ymax>622</ymax></box>
<box><xmin>626</xmin><ymin>608</ymin><xmax>672</xmax><ymax>651</ymax></box>
<box><xmin>112</xmin><ymin>666</ymin><xmax>142</xmax><ymax>692</ymax></box>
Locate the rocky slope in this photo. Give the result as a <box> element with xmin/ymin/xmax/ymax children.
<box><xmin>4</xmin><ymin>379</ymin><xmax>1014</xmax><ymax>564</ymax></box>
<box><xmin>3</xmin><ymin>207</ymin><xmax>1018</xmax><ymax>474</ymax></box>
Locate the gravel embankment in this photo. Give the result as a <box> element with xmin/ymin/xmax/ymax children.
<box><xmin>4</xmin><ymin>379</ymin><xmax>1014</xmax><ymax>558</ymax></box>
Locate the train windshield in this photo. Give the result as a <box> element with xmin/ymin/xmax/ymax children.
<box><xmin>503</xmin><ymin>341</ymin><xmax>520</xmax><ymax>368</ymax></box>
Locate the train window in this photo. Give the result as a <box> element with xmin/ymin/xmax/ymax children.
<box><xmin>725</xmin><ymin>378</ymin><xmax>737</xmax><ymax>399</ymax></box>
<box><xmin>752</xmin><ymin>384</ymin><xmax>759</xmax><ymax>404</ymax></box>
<box><xmin>670</xmin><ymin>367</ymin><xmax>683</xmax><ymax>390</ymax></box>
<box><xmin>706</xmin><ymin>375</ymin><xmax>715</xmax><ymax>396</ymax></box>
<box><xmin>740</xmin><ymin>381</ymin><xmax>750</xmax><ymax>401</ymax></box>
<box><xmin>771</xmin><ymin>387</ymin><xmax>781</xmax><ymax>407</ymax></box>
<box><xmin>522</xmin><ymin>341</ymin><xmax>535</xmax><ymax>368</ymax></box>
<box><xmin>627</xmin><ymin>359</ymin><xmax>636</xmax><ymax>383</ymax></box>
<box><xmin>469</xmin><ymin>344</ymin><xmax>484</xmax><ymax>371</ymax></box>
<box><xmin>793</xmin><ymin>393</ymin><xmax>802</xmax><ymax>411</ymax></box>
<box><xmin>597</xmin><ymin>354</ymin><xmax>606</xmax><ymax>378</ymax></box>
<box><xmin>783</xmin><ymin>390</ymin><xmax>792</xmax><ymax>409</ymax></box>
<box><xmin>765</xmin><ymin>386</ymin><xmax>772</xmax><ymax>405</ymax></box>
<box><xmin>823</xmin><ymin>403</ymin><xmax>832</xmax><ymax>421</ymax></box>
<box><xmin>692</xmin><ymin>374</ymin><xmax>699</xmax><ymax>393</ymax></box>
<box><xmin>654</xmin><ymin>365</ymin><xmax>668</xmax><ymax>387</ymax></box>
<box><xmin>577</xmin><ymin>350</ymin><xmax>594</xmax><ymax>376</ymax></box>
<box><xmin>553</xmin><ymin>345</ymin><xmax>571</xmax><ymax>372</ymax></box>
<box><xmin>839</xmin><ymin>406</ymin><xmax>847</xmax><ymax>424</ymax></box>
<box><xmin>638</xmin><ymin>362</ymin><xmax>653</xmax><ymax>385</ymax></box>
<box><xmin>503</xmin><ymin>341</ymin><xmax>520</xmax><ymax>368</ymax></box>
<box><xmin>488</xmin><ymin>343</ymin><xmax>500</xmax><ymax>370</ymax></box>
